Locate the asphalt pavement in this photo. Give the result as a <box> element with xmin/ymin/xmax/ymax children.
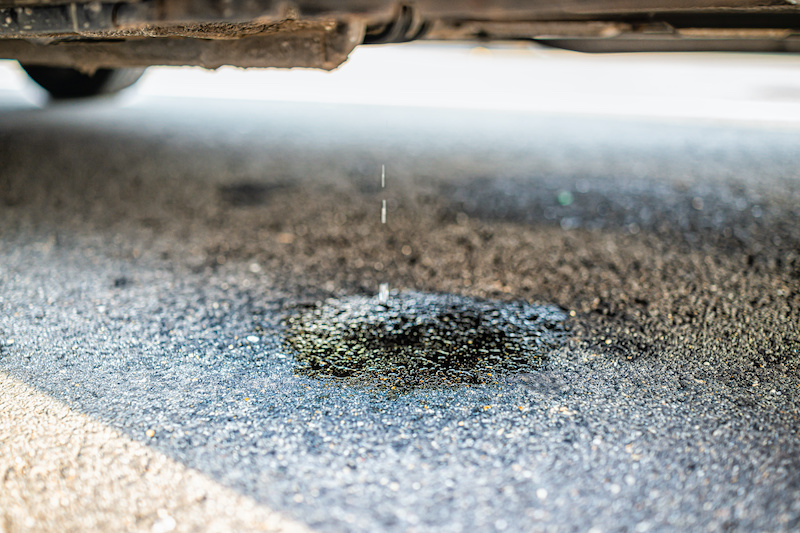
<box><xmin>1</xmin><ymin>50</ymin><xmax>800</xmax><ymax>533</ymax></box>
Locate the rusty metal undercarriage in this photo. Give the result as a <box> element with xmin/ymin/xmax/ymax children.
<box><xmin>1</xmin><ymin>1</ymin><xmax>800</xmax><ymax>72</ymax></box>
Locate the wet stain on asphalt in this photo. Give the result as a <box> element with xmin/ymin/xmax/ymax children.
<box><xmin>218</xmin><ymin>182</ymin><xmax>289</xmax><ymax>207</ymax></box>
<box><xmin>283</xmin><ymin>291</ymin><xmax>568</xmax><ymax>389</ymax></box>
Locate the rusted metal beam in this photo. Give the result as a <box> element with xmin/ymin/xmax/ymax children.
<box><xmin>0</xmin><ymin>19</ymin><xmax>363</xmax><ymax>71</ymax></box>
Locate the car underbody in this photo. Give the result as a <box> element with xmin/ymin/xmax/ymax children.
<box><xmin>1</xmin><ymin>1</ymin><xmax>799</xmax><ymax>74</ymax></box>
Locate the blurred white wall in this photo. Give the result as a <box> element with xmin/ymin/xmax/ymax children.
<box><xmin>2</xmin><ymin>42</ymin><xmax>800</xmax><ymax>126</ymax></box>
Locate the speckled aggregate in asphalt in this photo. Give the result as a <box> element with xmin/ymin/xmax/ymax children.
<box><xmin>0</xmin><ymin>372</ymin><xmax>311</xmax><ymax>533</ymax></box>
<box><xmin>1</xmin><ymin>96</ymin><xmax>799</xmax><ymax>532</ymax></box>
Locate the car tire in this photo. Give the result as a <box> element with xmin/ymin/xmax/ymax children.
<box><xmin>20</xmin><ymin>65</ymin><xmax>145</xmax><ymax>99</ymax></box>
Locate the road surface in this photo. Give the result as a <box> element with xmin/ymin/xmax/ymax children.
<box><xmin>1</xmin><ymin>47</ymin><xmax>799</xmax><ymax>532</ymax></box>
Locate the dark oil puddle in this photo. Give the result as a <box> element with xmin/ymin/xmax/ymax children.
<box><xmin>283</xmin><ymin>292</ymin><xmax>568</xmax><ymax>389</ymax></box>
<box><xmin>218</xmin><ymin>182</ymin><xmax>289</xmax><ymax>206</ymax></box>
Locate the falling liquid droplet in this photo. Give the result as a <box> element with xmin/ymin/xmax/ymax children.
<box><xmin>377</xmin><ymin>165</ymin><xmax>389</xmax><ymax>301</ymax></box>
<box><xmin>379</xmin><ymin>283</ymin><xmax>390</xmax><ymax>303</ymax></box>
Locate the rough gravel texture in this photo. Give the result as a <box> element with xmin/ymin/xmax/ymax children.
<box><xmin>1</xmin><ymin>96</ymin><xmax>799</xmax><ymax>532</ymax></box>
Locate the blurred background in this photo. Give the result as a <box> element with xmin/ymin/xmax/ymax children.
<box><xmin>2</xmin><ymin>42</ymin><xmax>800</xmax><ymax>125</ymax></box>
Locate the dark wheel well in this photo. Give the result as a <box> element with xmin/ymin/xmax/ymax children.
<box><xmin>20</xmin><ymin>65</ymin><xmax>145</xmax><ymax>99</ymax></box>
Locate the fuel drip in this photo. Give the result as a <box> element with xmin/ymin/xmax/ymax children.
<box><xmin>283</xmin><ymin>291</ymin><xmax>568</xmax><ymax>389</ymax></box>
